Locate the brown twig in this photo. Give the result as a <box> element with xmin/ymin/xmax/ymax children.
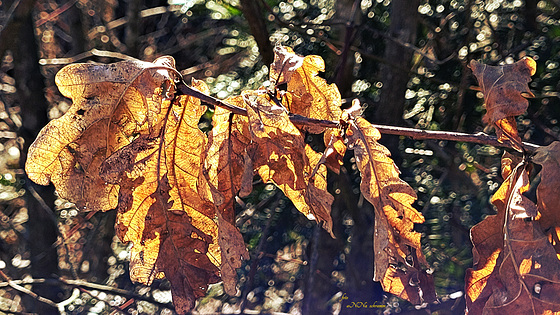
<box><xmin>35</xmin><ymin>0</ymin><xmax>78</xmax><ymax>27</ymax></box>
<box><xmin>0</xmin><ymin>277</ymin><xmax>175</xmax><ymax>310</ymax></box>
<box><xmin>177</xmin><ymin>82</ymin><xmax>541</xmax><ymax>152</ymax></box>
<box><xmin>0</xmin><ymin>271</ymin><xmax>58</xmax><ymax>309</ymax></box>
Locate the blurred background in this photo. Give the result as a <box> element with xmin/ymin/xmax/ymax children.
<box><xmin>0</xmin><ymin>0</ymin><xmax>559</xmax><ymax>314</ymax></box>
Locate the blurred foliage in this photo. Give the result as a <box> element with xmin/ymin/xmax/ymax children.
<box><xmin>0</xmin><ymin>0</ymin><xmax>560</xmax><ymax>314</ymax></box>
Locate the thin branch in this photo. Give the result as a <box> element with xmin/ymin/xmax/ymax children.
<box><xmin>39</xmin><ymin>48</ymin><xmax>138</xmax><ymax>66</ymax></box>
<box><xmin>0</xmin><ymin>271</ymin><xmax>58</xmax><ymax>309</ymax></box>
<box><xmin>177</xmin><ymin>82</ymin><xmax>541</xmax><ymax>152</ymax></box>
<box><xmin>35</xmin><ymin>0</ymin><xmax>78</xmax><ymax>27</ymax></box>
<box><xmin>0</xmin><ymin>277</ymin><xmax>174</xmax><ymax>310</ymax></box>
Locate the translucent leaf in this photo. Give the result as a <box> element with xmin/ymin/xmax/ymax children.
<box><xmin>245</xmin><ymin>93</ymin><xmax>334</xmax><ymax>235</ymax></box>
<box><xmin>533</xmin><ymin>142</ymin><xmax>560</xmax><ymax>234</ymax></box>
<box><xmin>470</xmin><ymin>57</ymin><xmax>536</xmax><ymax>151</ymax></box>
<box><xmin>466</xmin><ymin>160</ymin><xmax>560</xmax><ymax>314</ymax></box>
<box><xmin>204</xmin><ymin>95</ymin><xmax>251</xmax><ymax>294</ymax></box>
<box><xmin>25</xmin><ymin>58</ymin><xmax>223</xmax><ymax>313</ymax></box>
<box><xmin>25</xmin><ymin>57</ymin><xmax>177</xmax><ymax>211</ymax></box>
<box><xmin>345</xmin><ymin>116</ymin><xmax>434</xmax><ymax>304</ymax></box>
<box><xmin>272</xmin><ymin>46</ymin><xmax>343</xmax><ymax>134</ymax></box>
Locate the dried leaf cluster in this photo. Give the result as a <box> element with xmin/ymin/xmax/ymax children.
<box><xmin>466</xmin><ymin>58</ymin><xmax>560</xmax><ymax>314</ymax></box>
<box><xmin>24</xmin><ymin>46</ymin><xmax>560</xmax><ymax>314</ymax></box>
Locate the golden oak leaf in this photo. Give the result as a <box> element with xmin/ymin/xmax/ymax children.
<box><xmin>465</xmin><ymin>152</ymin><xmax>521</xmax><ymax>311</ymax></box>
<box><xmin>25</xmin><ymin>56</ymin><xmax>228</xmax><ymax>313</ymax></box>
<box><xmin>470</xmin><ymin>57</ymin><xmax>536</xmax><ymax>151</ymax></box>
<box><xmin>216</xmin><ymin>212</ymin><xmax>249</xmax><ymax>295</ymax></box>
<box><xmin>466</xmin><ymin>161</ymin><xmax>560</xmax><ymax>314</ymax></box>
<box><xmin>25</xmin><ymin>57</ymin><xmax>177</xmax><ymax>211</ymax></box>
<box><xmin>205</xmin><ymin>96</ymin><xmax>252</xmax><ymax>222</ymax></box>
<box><xmin>271</xmin><ymin>46</ymin><xmax>343</xmax><ymax>134</ymax></box>
<box><xmin>101</xmin><ymin>79</ymin><xmax>223</xmax><ymax>313</ymax></box>
<box><xmin>465</xmin><ymin>171</ymin><xmax>510</xmax><ymax>312</ymax></box>
<box><xmin>204</xmin><ymin>95</ymin><xmax>251</xmax><ymax>295</ymax></box>
<box><xmin>245</xmin><ymin>93</ymin><xmax>334</xmax><ymax>235</ymax></box>
<box><xmin>345</xmin><ymin>116</ymin><xmax>434</xmax><ymax>304</ymax></box>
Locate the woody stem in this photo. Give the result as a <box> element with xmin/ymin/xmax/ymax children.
<box><xmin>178</xmin><ymin>82</ymin><xmax>541</xmax><ymax>152</ymax></box>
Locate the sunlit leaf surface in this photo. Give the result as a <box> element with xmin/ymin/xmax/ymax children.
<box><xmin>470</xmin><ymin>57</ymin><xmax>536</xmax><ymax>151</ymax></box>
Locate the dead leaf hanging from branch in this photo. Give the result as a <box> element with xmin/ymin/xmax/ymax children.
<box><xmin>343</xmin><ymin>106</ymin><xmax>435</xmax><ymax>304</ymax></box>
<box><xmin>470</xmin><ymin>57</ymin><xmax>536</xmax><ymax>152</ymax></box>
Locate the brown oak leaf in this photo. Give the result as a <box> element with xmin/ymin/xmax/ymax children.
<box><xmin>100</xmin><ymin>79</ymin><xmax>222</xmax><ymax>313</ymax></box>
<box><xmin>25</xmin><ymin>57</ymin><xmax>228</xmax><ymax>313</ymax></box>
<box><xmin>466</xmin><ymin>160</ymin><xmax>560</xmax><ymax>314</ymax></box>
<box><xmin>25</xmin><ymin>57</ymin><xmax>179</xmax><ymax>211</ymax></box>
<box><xmin>269</xmin><ymin>45</ymin><xmax>304</xmax><ymax>86</ymax></box>
<box><xmin>205</xmin><ymin>95</ymin><xmax>252</xmax><ymax>222</ymax></box>
<box><xmin>345</xmin><ymin>116</ymin><xmax>434</xmax><ymax>304</ymax></box>
<box><xmin>470</xmin><ymin>57</ymin><xmax>536</xmax><ymax>151</ymax></box>
<box><xmin>532</xmin><ymin>142</ymin><xmax>560</xmax><ymax>234</ymax></box>
<box><xmin>324</xmin><ymin>128</ymin><xmax>346</xmax><ymax>174</ymax></box>
<box><xmin>245</xmin><ymin>93</ymin><xmax>334</xmax><ymax>235</ymax></box>
<box><xmin>271</xmin><ymin>46</ymin><xmax>343</xmax><ymax>134</ymax></box>
<box><xmin>204</xmin><ymin>95</ymin><xmax>251</xmax><ymax>295</ymax></box>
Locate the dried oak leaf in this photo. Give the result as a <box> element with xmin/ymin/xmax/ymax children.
<box><xmin>470</xmin><ymin>57</ymin><xmax>536</xmax><ymax>151</ymax></box>
<box><xmin>245</xmin><ymin>93</ymin><xmax>334</xmax><ymax>235</ymax></box>
<box><xmin>271</xmin><ymin>46</ymin><xmax>342</xmax><ymax>134</ymax></box>
<box><xmin>205</xmin><ymin>95</ymin><xmax>252</xmax><ymax>222</ymax></box>
<box><xmin>204</xmin><ymin>95</ymin><xmax>251</xmax><ymax>294</ymax></box>
<box><xmin>101</xmin><ymin>79</ymin><xmax>222</xmax><ymax>313</ymax></box>
<box><xmin>345</xmin><ymin>116</ymin><xmax>434</xmax><ymax>304</ymax></box>
<box><xmin>532</xmin><ymin>142</ymin><xmax>560</xmax><ymax>234</ymax></box>
<box><xmin>25</xmin><ymin>56</ymin><xmax>226</xmax><ymax>313</ymax></box>
<box><xmin>466</xmin><ymin>161</ymin><xmax>560</xmax><ymax>314</ymax></box>
<box><xmin>25</xmin><ymin>57</ymin><xmax>178</xmax><ymax>211</ymax></box>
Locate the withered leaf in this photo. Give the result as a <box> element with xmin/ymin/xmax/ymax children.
<box><xmin>102</xmin><ymin>79</ymin><xmax>222</xmax><ymax>313</ymax></box>
<box><xmin>25</xmin><ymin>57</ymin><xmax>178</xmax><ymax>211</ymax></box>
<box><xmin>205</xmin><ymin>95</ymin><xmax>252</xmax><ymax>222</ymax></box>
<box><xmin>345</xmin><ymin>116</ymin><xmax>433</xmax><ymax>304</ymax></box>
<box><xmin>465</xmin><ymin>164</ymin><xmax>511</xmax><ymax>313</ymax></box>
<box><xmin>245</xmin><ymin>93</ymin><xmax>334</xmax><ymax>235</ymax></box>
<box><xmin>324</xmin><ymin>128</ymin><xmax>346</xmax><ymax>174</ymax></box>
<box><xmin>216</xmin><ymin>212</ymin><xmax>249</xmax><ymax>295</ymax></box>
<box><xmin>269</xmin><ymin>45</ymin><xmax>304</xmax><ymax>86</ymax></box>
<box><xmin>532</xmin><ymin>142</ymin><xmax>560</xmax><ymax>234</ymax></box>
<box><xmin>25</xmin><ymin>56</ymin><xmax>229</xmax><ymax>313</ymax></box>
<box><xmin>470</xmin><ymin>57</ymin><xmax>536</xmax><ymax>151</ymax></box>
<box><xmin>204</xmin><ymin>95</ymin><xmax>251</xmax><ymax>295</ymax></box>
<box><xmin>466</xmin><ymin>161</ymin><xmax>560</xmax><ymax>314</ymax></box>
<box><xmin>272</xmin><ymin>46</ymin><xmax>343</xmax><ymax>134</ymax></box>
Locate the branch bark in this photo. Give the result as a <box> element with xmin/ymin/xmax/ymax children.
<box><xmin>11</xmin><ymin>2</ymin><xmax>63</xmax><ymax>311</ymax></box>
<box><xmin>374</xmin><ymin>0</ymin><xmax>421</xmax><ymax>162</ymax></box>
<box><xmin>178</xmin><ymin>82</ymin><xmax>541</xmax><ymax>153</ymax></box>
<box><xmin>240</xmin><ymin>0</ymin><xmax>274</xmax><ymax>65</ymax></box>
<box><xmin>0</xmin><ymin>0</ymin><xmax>37</xmax><ymax>60</ymax></box>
